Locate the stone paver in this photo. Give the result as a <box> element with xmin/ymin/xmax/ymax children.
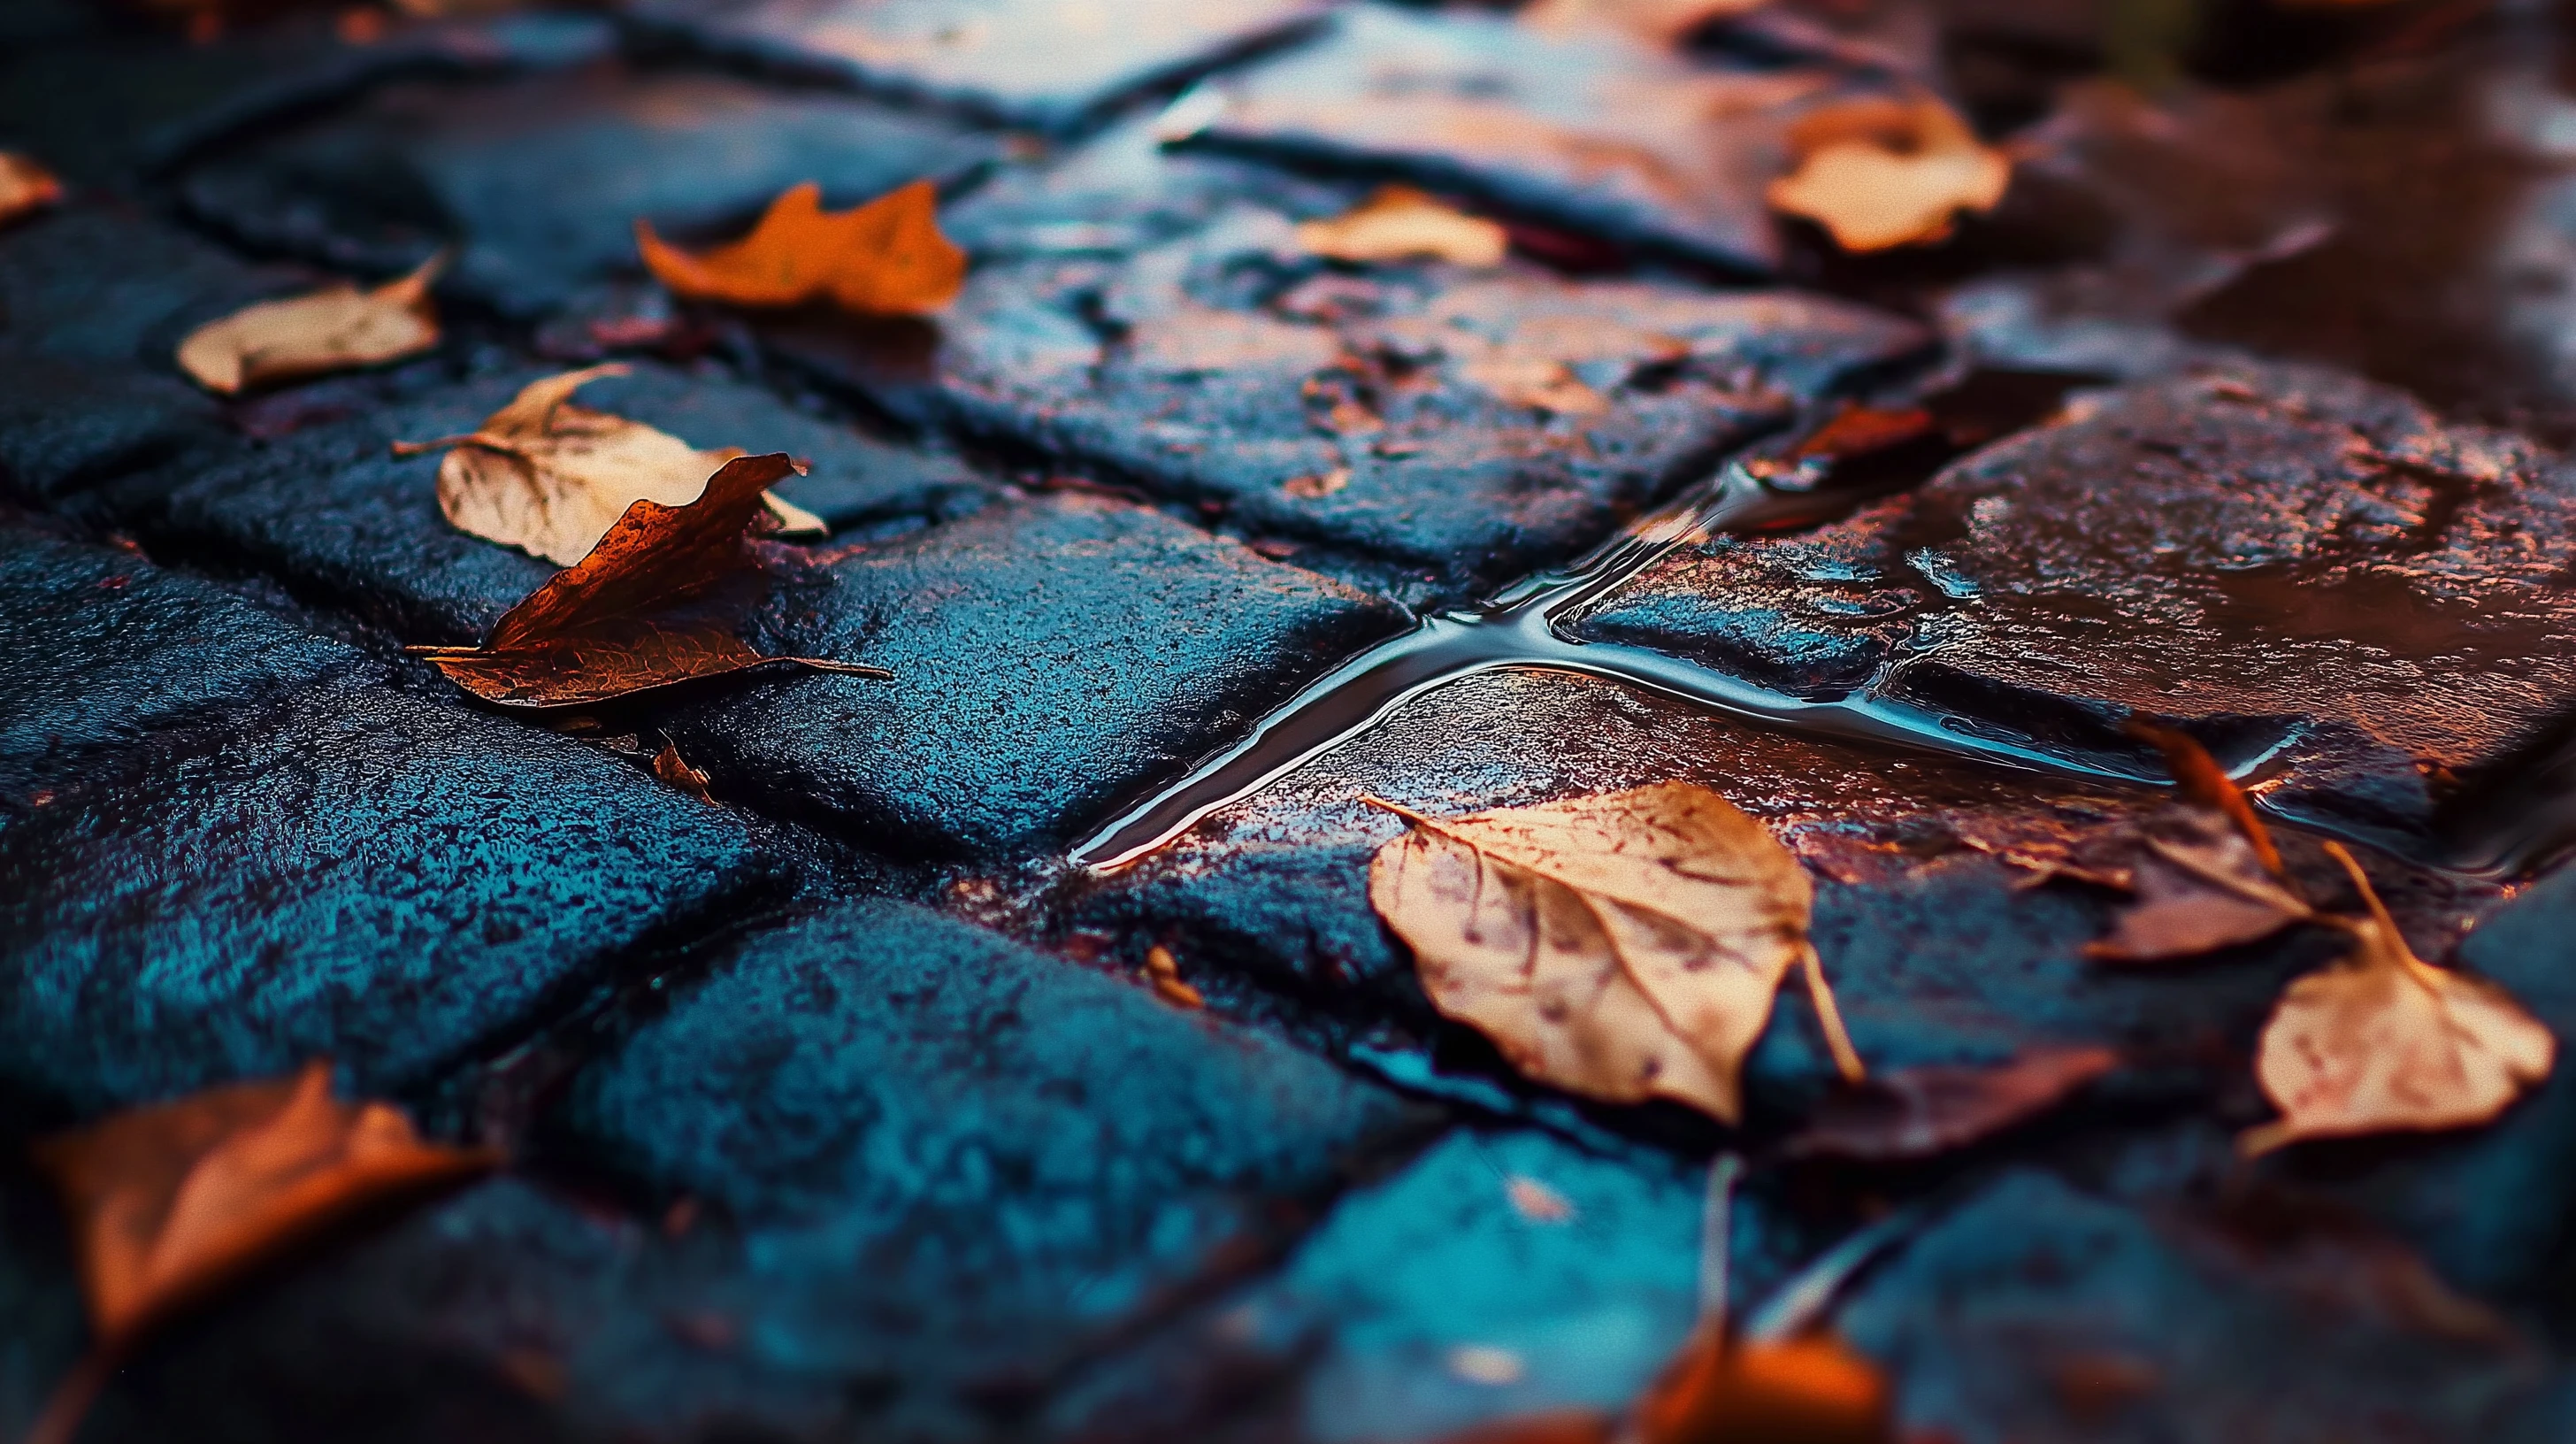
<box><xmin>0</xmin><ymin>526</ymin><xmax>364</xmax><ymax>810</ymax></box>
<box><xmin>0</xmin><ymin>672</ymin><xmax>780</xmax><ymax>1118</ymax></box>
<box><xmin>1578</xmin><ymin>364</ymin><xmax>2576</xmax><ymax>844</ymax></box>
<box><xmin>179</xmin><ymin>63</ymin><xmax>1000</xmax><ymax>316</ymax></box>
<box><xmin>629</xmin><ymin>0</ymin><xmax>1332</xmax><ymax>134</ymax></box>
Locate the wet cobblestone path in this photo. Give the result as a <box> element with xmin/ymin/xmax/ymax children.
<box><xmin>15</xmin><ymin>2</ymin><xmax>2576</xmax><ymax>1440</ymax></box>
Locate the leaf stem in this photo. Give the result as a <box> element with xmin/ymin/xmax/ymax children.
<box><xmin>1800</xmin><ymin>944</ymin><xmax>1867</xmax><ymax>1086</ymax></box>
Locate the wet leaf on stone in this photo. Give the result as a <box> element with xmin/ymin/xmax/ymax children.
<box><xmin>1632</xmin><ymin>1330</ymin><xmax>1894</xmax><ymax>1444</ymax></box>
<box><xmin>1767</xmin><ymin>95</ymin><xmax>2010</xmax><ymax>251</ymax></box>
<box><xmin>637</xmin><ymin>180</ymin><xmax>964</xmax><ymax>318</ymax></box>
<box><xmin>1788</xmin><ymin>1045</ymin><xmax>2120</xmax><ymax>1161</ymax></box>
<box><xmin>175</xmin><ymin>252</ymin><xmax>444</xmax><ymax>396</ymax></box>
<box><xmin>409</xmin><ymin>452</ymin><xmax>889</xmax><ymax>709</ymax></box>
<box><xmin>2088</xmin><ymin>725</ymin><xmax>2312</xmax><ymax>962</ymax></box>
<box><xmin>395</xmin><ymin>364</ymin><xmax>825</xmax><ymax>566</ymax></box>
<box><xmin>0</xmin><ymin>150</ymin><xmax>64</xmax><ymax>228</ymax></box>
<box><xmin>1296</xmin><ymin>185</ymin><xmax>1510</xmax><ymax>267</ymax></box>
<box><xmin>2241</xmin><ymin>842</ymin><xmax>2556</xmax><ymax>1156</ymax></box>
<box><xmin>652</xmin><ymin>737</ymin><xmax>717</xmax><ymax>804</ymax></box>
<box><xmin>1365</xmin><ymin>783</ymin><xmax>1862</xmax><ymax>1125</ymax></box>
<box><xmin>31</xmin><ymin>1061</ymin><xmax>496</xmax><ymax>1348</ymax></box>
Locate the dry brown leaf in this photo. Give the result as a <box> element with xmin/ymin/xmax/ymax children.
<box><xmin>1633</xmin><ymin>1329</ymin><xmax>1894</xmax><ymax>1444</ymax></box>
<box><xmin>395</xmin><ymin>364</ymin><xmax>825</xmax><ymax>566</ymax></box>
<box><xmin>0</xmin><ymin>151</ymin><xmax>65</xmax><ymax>228</ymax></box>
<box><xmin>637</xmin><ymin>180</ymin><xmax>964</xmax><ymax>317</ymax></box>
<box><xmin>1143</xmin><ymin>944</ymin><xmax>1206</xmax><ymax>1010</ymax></box>
<box><xmin>2240</xmin><ymin>843</ymin><xmax>2556</xmax><ymax>1156</ymax></box>
<box><xmin>1366</xmin><ymin>783</ymin><xmax>1861</xmax><ymax>1124</ymax></box>
<box><xmin>1296</xmin><ymin>186</ymin><xmax>1510</xmax><ymax>268</ymax></box>
<box><xmin>1787</xmin><ymin>1045</ymin><xmax>2119</xmax><ymax>1161</ymax></box>
<box><xmin>175</xmin><ymin>252</ymin><xmax>444</xmax><ymax>396</ymax></box>
<box><xmin>409</xmin><ymin>451</ymin><xmax>888</xmax><ymax>709</ymax></box>
<box><xmin>2089</xmin><ymin>725</ymin><xmax>2312</xmax><ymax>962</ymax></box>
<box><xmin>652</xmin><ymin>738</ymin><xmax>717</xmax><ymax>804</ymax></box>
<box><xmin>1767</xmin><ymin>95</ymin><xmax>2011</xmax><ymax>252</ymax></box>
<box><xmin>1519</xmin><ymin>0</ymin><xmax>1767</xmax><ymax>43</ymax></box>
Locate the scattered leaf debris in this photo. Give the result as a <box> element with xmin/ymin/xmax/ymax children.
<box><xmin>1143</xmin><ymin>944</ymin><xmax>1205</xmax><ymax>1010</ymax></box>
<box><xmin>1296</xmin><ymin>185</ymin><xmax>1511</xmax><ymax>268</ymax></box>
<box><xmin>409</xmin><ymin>452</ymin><xmax>888</xmax><ymax>709</ymax></box>
<box><xmin>638</xmin><ymin>180</ymin><xmax>964</xmax><ymax>317</ymax></box>
<box><xmin>1767</xmin><ymin>95</ymin><xmax>2011</xmax><ymax>251</ymax></box>
<box><xmin>1788</xmin><ymin>1045</ymin><xmax>2120</xmax><ymax>1161</ymax></box>
<box><xmin>0</xmin><ymin>150</ymin><xmax>65</xmax><ymax>228</ymax></box>
<box><xmin>176</xmin><ymin>252</ymin><xmax>445</xmax><ymax>396</ymax></box>
<box><xmin>1633</xmin><ymin>1329</ymin><xmax>1894</xmax><ymax>1444</ymax></box>
<box><xmin>1506</xmin><ymin>1174</ymin><xmax>1577</xmax><ymax>1224</ymax></box>
<box><xmin>2089</xmin><ymin>725</ymin><xmax>2313</xmax><ymax>962</ymax></box>
<box><xmin>395</xmin><ymin>364</ymin><xmax>825</xmax><ymax>566</ymax></box>
<box><xmin>1365</xmin><ymin>784</ymin><xmax>1861</xmax><ymax>1125</ymax></box>
<box><xmin>2241</xmin><ymin>842</ymin><xmax>2555</xmax><ymax>1156</ymax></box>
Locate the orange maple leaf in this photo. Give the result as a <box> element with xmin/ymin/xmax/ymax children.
<box><xmin>636</xmin><ymin>180</ymin><xmax>965</xmax><ymax>317</ymax></box>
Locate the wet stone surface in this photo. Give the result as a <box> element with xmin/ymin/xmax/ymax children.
<box><xmin>10</xmin><ymin>3</ymin><xmax>2576</xmax><ymax>1442</ymax></box>
<box><xmin>1578</xmin><ymin>363</ymin><xmax>2576</xmax><ymax>849</ymax></box>
<box><xmin>179</xmin><ymin>61</ymin><xmax>1001</xmax><ymax>316</ymax></box>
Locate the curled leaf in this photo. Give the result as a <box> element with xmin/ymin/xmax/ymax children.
<box><xmin>0</xmin><ymin>150</ymin><xmax>65</xmax><ymax>228</ymax></box>
<box><xmin>1296</xmin><ymin>185</ymin><xmax>1510</xmax><ymax>267</ymax></box>
<box><xmin>1767</xmin><ymin>96</ymin><xmax>2010</xmax><ymax>252</ymax></box>
<box><xmin>1788</xmin><ymin>1045</ymin><xmax>2120</xmax><ymax>1161</ymax></box>
<box><xmin>2241</xmin><ymin>843</ymin><xmax>2556</xmax><ymax>1156</ymax></box>
<box><xmin>409</xmin><ymin>452</ymin><xmax>888</xmax><ymax>709</ymax></box>
<box><xmin>637</xmin><ymin>180</ymin><xmax>964</xmax><ymax>317</ymax></box>
<box><xmin>1365</xmin><ymin>783</ymin><xmax>1860</xmax><ymax>1125</ymax></box>
<box><xmin>175</xmin><ymin>252</ymin><xmax>444</xmax><ymax>396</ymax></box>
<box><xmin>2089</xmin><ymin>726</ymin><xmax>2312</xmax><ymax>962</ymax></box>
<box><xmin>397</xmin><ymin>364</ymin><xmax>825</xmax><ymax>566</ymax></box>
<box><xmin>652</xmin><ymin>738</ymin><xmax>717</xmax><ymax>804</ymax></box>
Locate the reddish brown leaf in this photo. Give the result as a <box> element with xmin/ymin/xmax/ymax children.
<box><xmin>637</xmin><ymin>180</ymin><xmax>964</xmax><ymax>317</ymax></box>
<box><xmin>408</xmin><ymin>452</ymin><xmax>888</xmax><ymax>708</ymax></box>
<box><xmin>652</xmin><ymin>739</ymin><xmax>717</xmax><ymax>804</ymax></box>
<box><xmin>2128</xmin><ymin>720</ymin><xmax>2284</xmax><ymax>877</ymax></box>
<box><xmin>1789</xmin><ymin>402</ymin><xmax>1937</xmax><ymax>463</ymax></box>
<box><xmin>1788</xmin><ymin>1045</ymin><xmax>2120</xmax><ymax>1161</ymax></box>
<box><xmin>0</xmin><ymin>150</ymin><xmax>65</xmax><ymax>228</ymax></box>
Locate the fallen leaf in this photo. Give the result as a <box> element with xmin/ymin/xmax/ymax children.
<box><xmin>1789</xmin><ymin>402</ymin><xmax>1937</xmax><ymax>463</ymax></box>
<box><xmin>395</xmin><ymin>364</ymin><xmax>826</xmax><ymax>566</ymax></box>
<box><xmin>1767</xmin><ymin>95</ymin><xmax>2011</xmax><ymax>251</ymax></box>
<box><xmin>1519</xmin><ymin>0</ymin><xmax>1766</xmax><ymax>42</ymax></box>
<box><xmin>2088</xmin><ymin>726</ymin><xmax>2312</xmax><ymax>962</ymax></box>
<box><xmin>1365</xmin><ymin>784</ymin><xmax>1862</xmax><ymax>1124</ymax></box>
<box><xmin>409</xmin><ymin>452</ymin><xmax>889</xmax><ymax>708</ymax></box>
<box><xmin>24</xmin><ymin>1063</ymin><xmax>494</xmax><ymax>1444</ymax></box>
<box><xmin>1787</xmin><ymin>1045</ymin><xmax>2120</xmax><ymax>1161</ymax></box>
<box><xmin>637</xmin><ymin>180</ymin><xmax>964</xmax><ymax>317</ymax></box>
<box><xmin>652</xmin><ymin>738</ymin><xmax>716</xmax><ymax>804</ymax></box>
<box><xmin>2240</xmin><ymin>842</ymin><xmax>2556</xmax><ymax>1156</ymax></box>
<box><xmin>1634</xmin><ymin>1330</ymin><xmax>1893</xmax><ymax>1444</ymax></box>
<box><xmin>175</xmin><ymin>252</ymin><xmax>445</xmax><ymax>396</ymax></box>
<box><xmin>0</xmin><ymin>150</ymin><xmax>65</xmax><ymax>228</ymax></box>
<box><xmin>1143</xmin><ymin>944</ymin><xmax>1205</xmax><ymax>1010</ymax></box>
<box><xmin>32</xmin><ymin>1061</ymin><xmax>495</xmax><ymax>1345</ymax></box>
<box><xmin>1429</xmin><ymin>1412</ymin><xmax>1616</xmax><ymax>1444</ymax></box>
<box><xmin>1296</xmin><ymin>186</ymin><xmax>1510</xmax><ymax>267</ymax></box>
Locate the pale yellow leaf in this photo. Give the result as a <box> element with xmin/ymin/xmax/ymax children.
<box><xmin>1367</xmin><ymin>783</ymin><xmax>1858</xmax><ymax>1124</ymax></box>
<box><xmin>1297</xmin><ymin>186</ymin><xmax>1510</xmax><ymax>268</ymax></box>
<box><xmin>2242</xmin><ymin>844</ymin><xmax>2556</xmax><ymax>1156</ymax></box>
<box><xmin>1767</xmin><ymin>96</ymin><xmax>2011</xmax><ymax>252</ymax></box>
<box><xmin>176</xmin><ymin>253</ymin><xmax>445</xmax><ymax>396</ymax></box>
<box><xmin>398</xmin><ymin>364</ymin><xmax>826</xmax><ymax>565</ymax></box>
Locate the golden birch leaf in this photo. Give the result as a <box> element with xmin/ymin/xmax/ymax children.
<box><xmin>175</xmin><ymin>252</ymin><xmax>445</xmax><ymax>396</ymax></box>
<box><xmin>1767</xmin><ymin>96</ymin><xmax>2011</xmax><ymax>252</ymax></box>
<box><xmin>396</xmin><ymin>364</ymin><xmax>825</xmax><ymax>566</ymax></box>
<box><xmin>2241</xmin><ymin>843</ymin><xmax>2556</xmax><ymax>1156</ymax></box>
<box><xmin>1297</xmin><ymin>186</ymin><xmax>1510</xmax><ymax>267</ymax></box>
<box><xmin>1367</xmin><ymin>782</ymin><xmax>1859</xmax><ymax>1124</ymax></box>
